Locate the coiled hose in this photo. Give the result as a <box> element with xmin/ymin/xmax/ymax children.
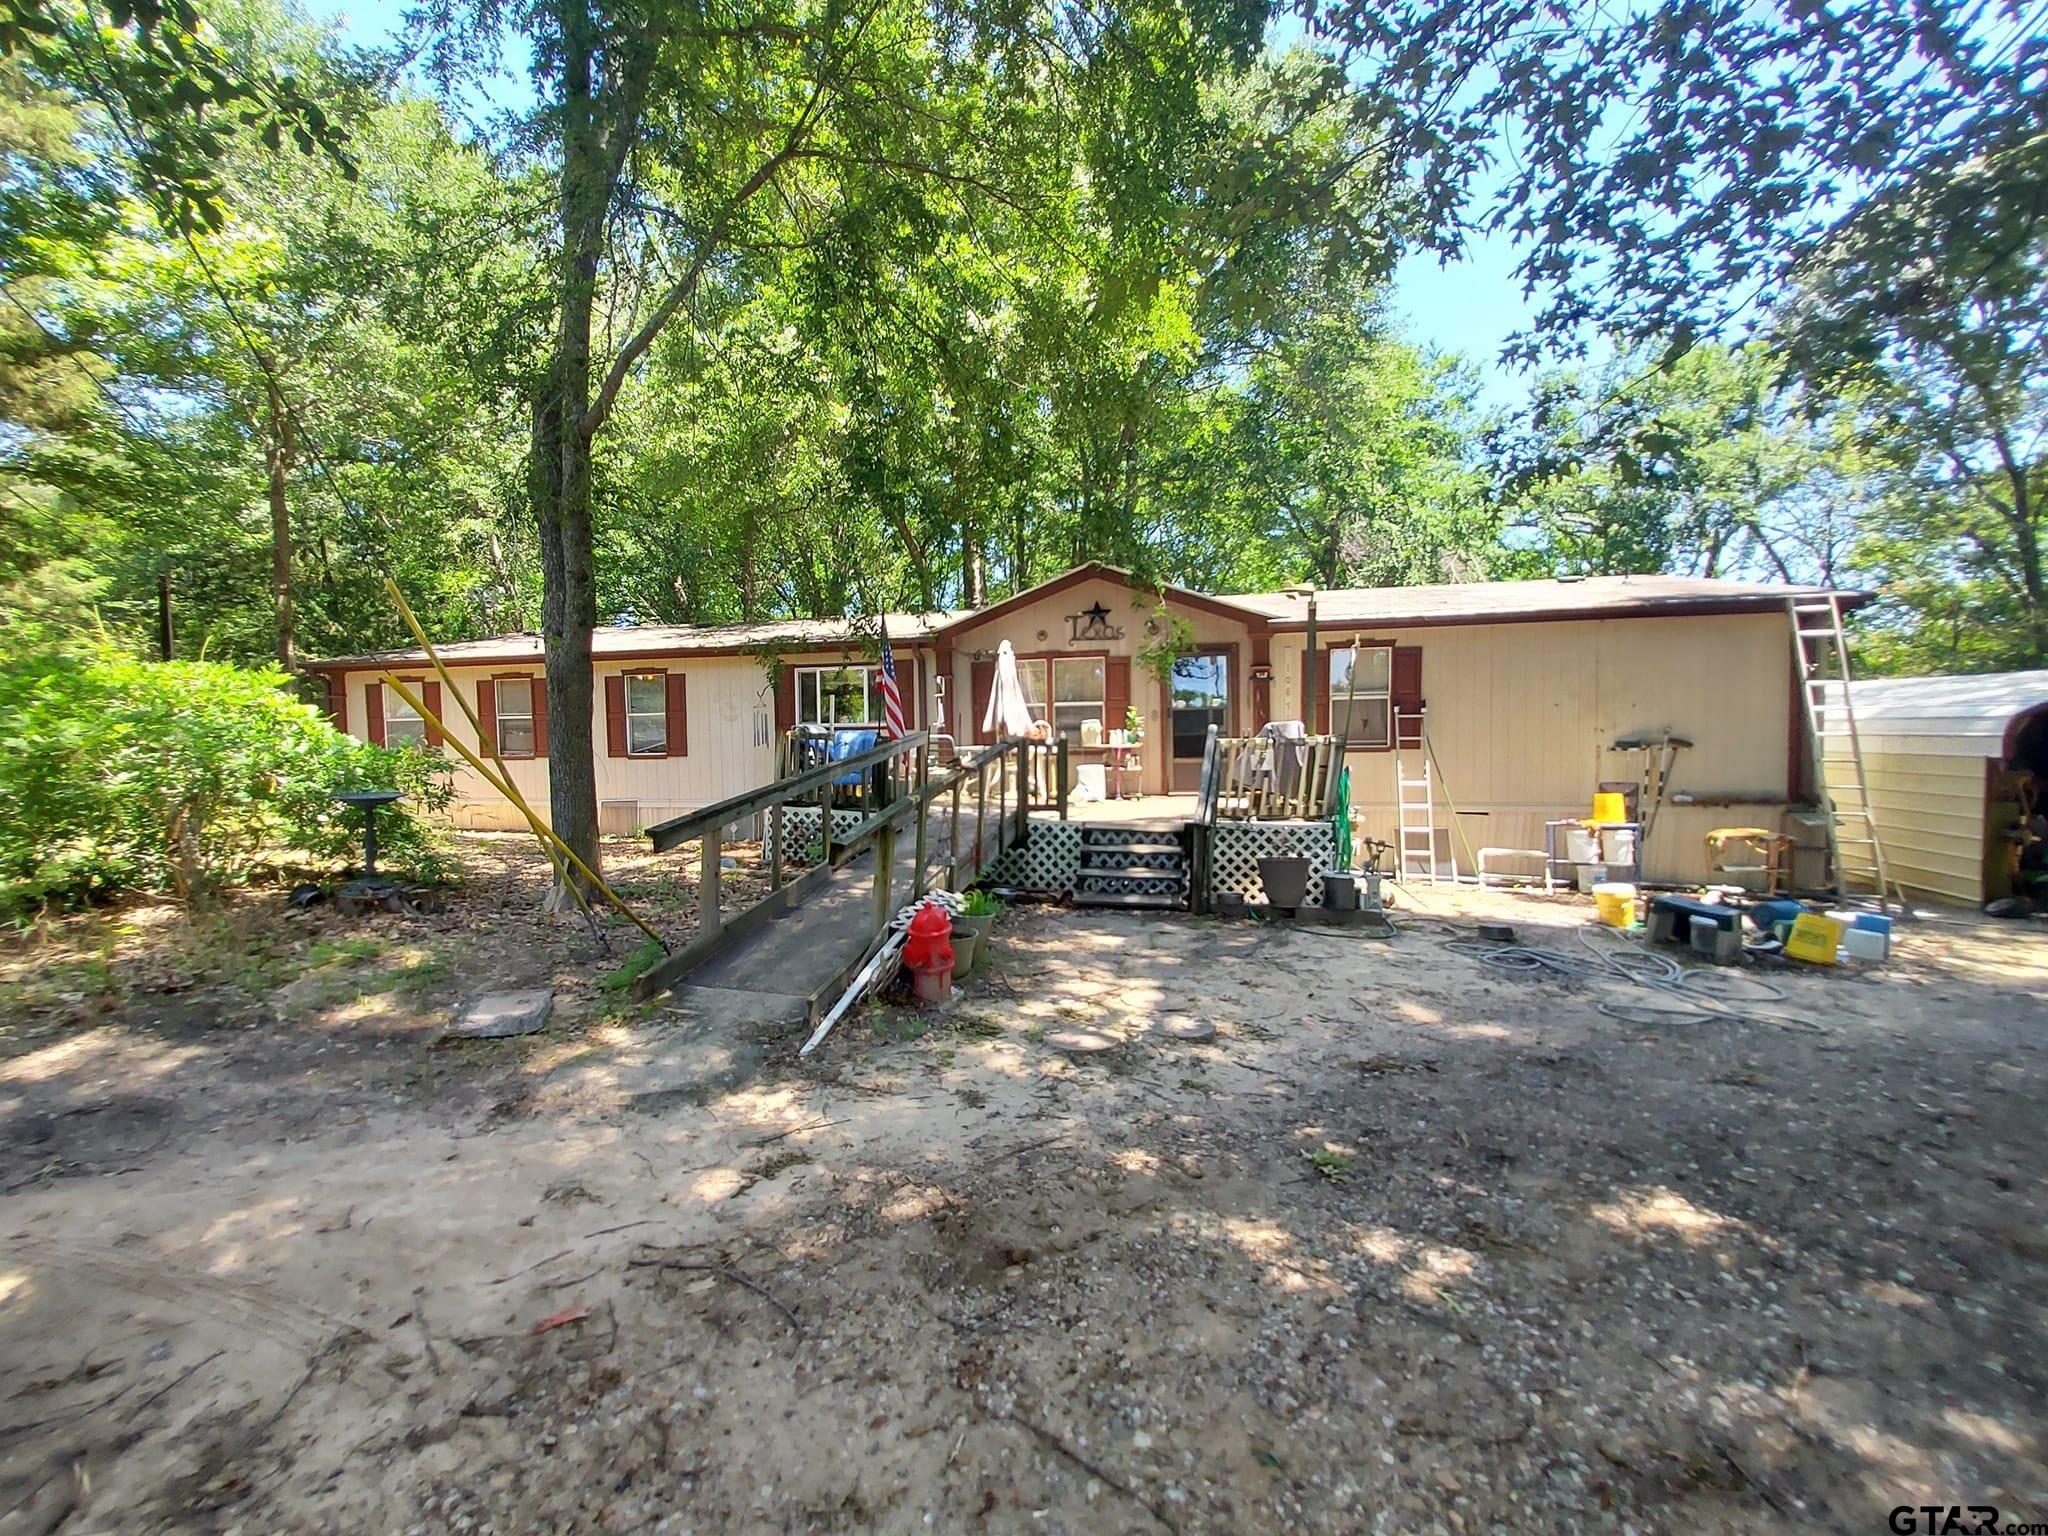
<box><xmin>1443</xmin><ymin>924</ymin><xmax>1823</xmax><ymax>1032</ymax></box>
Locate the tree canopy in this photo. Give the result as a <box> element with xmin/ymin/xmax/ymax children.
<box><xmin>1</xmin><ymin>0</ymin><xmax>2042</xmax><ymax>888</ymax></box>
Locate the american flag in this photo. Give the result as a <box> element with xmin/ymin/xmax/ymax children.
<box><xmin>876</xmin><ymin>619</ymin><xmax>907</xmax><ymax>739</ymax></box>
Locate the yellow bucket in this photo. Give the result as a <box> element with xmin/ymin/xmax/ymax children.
<box><xmin>1592</xmin><ymin>881</ymin><xmax>1636</xmax><ymax>927</ymax></box>
<box><xmin>1784</xmin><ymin>912</ymin><xmax>1842</xmax><ymax>965</ymax></box>
<box><xmin>1591</xmin><ymin>791</ymin><xmax>1629</xmax><ymax>824</ymax></box>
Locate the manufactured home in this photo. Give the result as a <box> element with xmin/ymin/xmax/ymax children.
<box><xmin>308</xmin><ymin>563</ymin><xmax>1855</xmax><ymax>885</ymax></box>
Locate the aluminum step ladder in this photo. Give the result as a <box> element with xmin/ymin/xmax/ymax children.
<box><xmin>1788</xmin><ymin>593</ymin><xmax>1894</xmax><ymax>904</ymax></box>
<box><xmin>1393</xmin><ymin>706</ymin><xmax>1437</xmax><ymax>884</ymax></box>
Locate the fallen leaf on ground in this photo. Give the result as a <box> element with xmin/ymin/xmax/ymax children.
<box><xmin>529</xmin><ymin>1306</ymin><xmax>589</xmax><ymax>1335</ymax></box>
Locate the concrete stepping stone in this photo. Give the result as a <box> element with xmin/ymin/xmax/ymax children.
<box><xmin>447</xmin><ymin>987</ymin><xmax>554</xmax><ymax>1040</ymax></box>
<box><xmin>1161</xmin><ymin>1016</ymin><xmax>1216</xmax><ymax>1042</ymax></box>
<box><xmin>1044</xmin><ymin>1028</ymin><xmax>1121</xmax><ymax>1056</ymax></box>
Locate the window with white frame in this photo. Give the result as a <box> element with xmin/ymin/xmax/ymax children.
<box><xmin>494</xmin><ymin>676</ymin><xmax>535</xmax><ymax>757</ymax></box>
<box><xmin>1329</xmin><ymin>646</ymin><xmax>1391</xmax><ymax>747</ymax></box>
<box><xmin>1050</xmin><ymin>657</ymin><xmax>1106</xmax><ymax>743</ymax></box>
<box><xmin>383</xmin><ymin>684</ymin><xmax>427</xmax><ymax>747</ymax></box>
<box><xmin>999</xmin><ymin>657</ymin><xmax>1105</xmax><ymax>745</ymax></box>
<box><xmin>624</xmin><ymin>672</ymin><xmax>668</xmax><ymax>755</ymax></box>
<box><xmin>795</xmin><ymin>665</ymin><xmax>878</xmax><ymax>727</ymax></box>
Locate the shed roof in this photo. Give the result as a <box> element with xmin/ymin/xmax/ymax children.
<box><xmin>1839</xmin><ymin>669</ymin><xmax>2048</xmax><ymax>757</ymax></box>
<box><xmin>1224</xmin><ymin>574</ymin><xmax>1855</xmax><ymax>628</ymax></box>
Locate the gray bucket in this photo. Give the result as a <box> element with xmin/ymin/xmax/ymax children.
<box><xmin>1320</xmin><ymin>871</ymin><xmax>1358</xmax><ymax>910</ymax></box>
<box><xmin>1257</xmin><ymin>856</ymin><xmax>1312</xmax><ymax>910</ymax></box>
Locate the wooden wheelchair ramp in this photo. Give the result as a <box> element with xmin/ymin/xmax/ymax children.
<box><xmin>631</xmin><ymin>734</ymin><xmax>1031</xmax><ymax>1022</ymax></box>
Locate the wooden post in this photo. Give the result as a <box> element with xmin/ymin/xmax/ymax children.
<box><xmin>1056</xmin><ymin>738</ymin><xmax>1070</xmax><ymax>818</ymax></box>
<box><xmin>976</xmin><ymin>762</ymin><xmax>988</xmax><ymax>875</ymax></box>
<box><xmin>912</xmin><ymin>745</ymin><xmax>930</xmax><ymax>898</ymax></box>
<box><xmin>819</xmin><ymin>779</ymin><xmax>834</xmax><ymax>865</ymax></box>
<box><xmin>874</xmin><ymin>820</ymin><xmax>896</xmax><ymax>937</ymax></box>
<box><xmin>1013</xmin><ymin>742</ymin><xmax>1029</xmax><ymax>846</ymax></box>
<box><xmin>770</xmin><ymin>800</ymin><xmax>785</xmax><ymax>891</ymax></box>
<box><xmin>948</xmin><ymin>775</ymin><xmax>963</xmax><ymax>889</ymax></box>
<box><xmin>699</xmin><ymin>824</ymin><xmax>722</xmax><ymax>944</ymax></box>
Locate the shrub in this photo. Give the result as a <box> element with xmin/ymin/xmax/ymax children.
<box><xmin>0</xmin><ymin>645</ymin><xmax>452</xmax><ymax>915</ymax></box>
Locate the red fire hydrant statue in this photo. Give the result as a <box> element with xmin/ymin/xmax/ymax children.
<box><xmin>902</xmin><ymin>900</ymin><xmax>956</xmax><ymax>1004</ymax></box>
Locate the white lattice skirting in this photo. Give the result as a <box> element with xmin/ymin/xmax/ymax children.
<box><xmin>985</xmin><ymin>821</ymin><xmax>1083</xmax><ymax>897</ymax></box>
<box><xmin>780</xmin><ymin>806</ymin><xmax>864</xmax><ymax>853</ymax></box>
<box><xmin>1209</xmin><ymin>821</ymin><xmax>1336</xmax><ymax>907</ymax></box>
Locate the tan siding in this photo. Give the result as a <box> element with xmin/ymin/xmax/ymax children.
<box><xmin>1822</xmin><ymin>744</ymin><xmax>1985</xmax><ymax>903</ymax></box>
<box><xmin>340</xmin><ymin>657</ymin><xmax>779</xmax><ymax>832</ymax></box>
<box><xmin>946</xmin><ymin>578</ymin><xmax>1252</xmax><ymax>793</ymax></box>
<box><xmin>1275</xmin><ymin>612</ymin><xmax>1795</xmax><ymax>884</ymax></box>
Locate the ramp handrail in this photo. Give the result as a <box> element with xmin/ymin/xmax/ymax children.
<box><xmin>632</xmin><ymin>731</ymin><xmax>1037</xmax><ymax>1002</ymax></box>
<box><xmin>644</xmin><ymin>730</ymin><xmax>929</xmax><ymax>853</ymax></box>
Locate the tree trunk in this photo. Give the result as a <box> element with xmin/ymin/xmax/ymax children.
<box><xmin>262</xmin><ymin>361</ymin><xmax>296</xmax><ymax>673</ymax></box>
<box><xmin>962</xmin><ymin>519</ymin><xmax>984</xmax><ymax>607</ymax></box>
<box><xmin>535</xmin><ymin>0</ymin><xmax>608</xmax><ymax>907</ymax></box>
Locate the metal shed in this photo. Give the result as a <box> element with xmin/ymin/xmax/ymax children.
<box><xmin>1824</xmin><ymin>670</ymin><xmax>2048</xmax><ymax>905</ymax></box>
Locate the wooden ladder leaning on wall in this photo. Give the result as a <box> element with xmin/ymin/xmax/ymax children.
<box><xmin>1788</xmin><ymin>593</ymin><xmax>1896</xmax><ymax>905</ymax></box>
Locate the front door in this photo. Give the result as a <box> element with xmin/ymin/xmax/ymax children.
<box><xmin>1167</xmin><ymin>651</ymin><xmax>1232</xmax><ymax>792</ymax></box>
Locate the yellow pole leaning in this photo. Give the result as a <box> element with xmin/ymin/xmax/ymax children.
<box><xmin>379</xmin><ymin>673</ymin><xmax>668</xmax><ymax>950</ymax></box>
<box><xmin>381</xmin><ymin>579</ymin><xmax>579</xmax><ymax>905</ymax></box>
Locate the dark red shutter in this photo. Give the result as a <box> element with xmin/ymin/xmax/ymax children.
<box><xmin>665</xmin><ymin>671</ymin><xmax>688</xmax><ymax>757</ymax></box>
<box><xmin>366</xmin><ymin>681</ymin><xmax>385</xmax><ymax>746</ymax></box>
<box><xmin>605</xmin><ymin>674</ymin><xmax>627</xmax><ymax>756</ymax></box>
<box><xmin>421</xmin><ymin>680</ymin><xmax>444</xmax><ymax>746</ymax></box>
<box><xmin>773</xmin><ymin>666</ymin><xmax>796</xmax><ymax>737</ymax></box>
<box><xmin>1391</xmin><ymin>645</ymin><xmax>1423</xmax><ymax>717</ymax></box>
<box><xmin>971</xmin><ymin>658</ymin><xmax>994</xmax><ymax>743</ymax></box>
<box><xmin>477</xmin><ymin>675</ymin><xmax>499</xmax><ymax>756</ymax></box>
<box><xmin>531</xmin><ymin>676</ymin><xmax>549</xmax><ymax>756</ymax></box>
<box><xmin>1105</xmin><ymin>658</ymin><xmax>1130</xmax><ymax>738</ymax></box>
<box><xmin>323</xmin><ymin>674</ymin><xmax>347</xmax><ymax>733</ymax></box>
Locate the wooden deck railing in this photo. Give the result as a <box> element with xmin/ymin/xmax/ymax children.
<box><xmin>633</xmin><ymin>731</ymin><xmax>1038</xmax><ymax>1000</ymax></box>
<box><xmin>1194</xmin><ymin>727</ymin><xmax>1345</xmax><ymax>823</ymax></box>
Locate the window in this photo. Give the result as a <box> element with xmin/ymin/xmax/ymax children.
<box><xmin>1013</xmin><ymin>659</ymin><xmax>1048</xmax><ymax>725</ymax></box>
<box><xmin>383</xmin><ymin>684</ymin><xmax>427</xmax><ymax>747</ymax></box>
<box><xmin>1329</xmin><ymin>645</ymin><xmax>1391</xmax><ymax>747</ymax></box>
<box><xmin>495</xmin><ymin>677</ymin><xmax>535</xmax><ymax>757</ymax></box>
<box><xmin>624</xmin><ymin>672</ymin><xmax>668</xmax><ymax>755</ymax></box>
<box><xmin>1050</xmin><ymin>657</ymin><xmax>1106</xmax><ymax>744</ymax></box>
<box><xmin>994</xmin><ymin>656</ymin><xmax>1106</xmax><ymax>745</ymax></box>
<box><xmin>796</xmin><ymin>665</ymin><xmax>877</xmax><ymax>727</ymax></box>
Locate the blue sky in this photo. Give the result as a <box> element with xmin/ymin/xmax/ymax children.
<box><xmin>321</xmin><ymin>0</ymin><xmax>1542</xmax><ymax>409</ymax></box>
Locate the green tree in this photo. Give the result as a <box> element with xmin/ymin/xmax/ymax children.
<box><xmin>1489</xmin><ymin>342</ymin><xmax>1863</xmax><ymax>583</ymax></box>
<box><xmin>1780</xmin><ymin>141</ymin><xmax>2048</xmax><ymax>672</ymax></box>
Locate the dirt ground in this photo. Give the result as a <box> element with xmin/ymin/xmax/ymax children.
<box><xmin>3</xmin><ymin>832</ymin><xmax>2046</xmax><ymax>1535</ymax></box>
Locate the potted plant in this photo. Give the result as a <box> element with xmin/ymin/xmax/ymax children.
<box><xmin>952</xmin><ymin>889</ymin><xmax>1001</xmax><ymax>977</ymax></box>
<box><xmin>949</xmin><ymin>918</ymin><xmax>981</xmax><ymax>980</ymax></box>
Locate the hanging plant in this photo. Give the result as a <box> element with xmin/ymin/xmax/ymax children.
<box><xmin>1135</xmin><ymin>607</ymin><xmax>1194</xmax><ymax>686</ymax></box>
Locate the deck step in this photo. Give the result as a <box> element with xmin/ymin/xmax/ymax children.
<box><xmin>1078</xmin><ymin>859</ymin><xmax>1186</xmax><ymax>880</ymax></box>
<box><xmin>1072</xmin><ymin>888</ymin><xmax>1187</xmax><ymax>910</ymax></box>
<box><xmin>1075</xmin><ymin>872</ymin><xmax>1188</xmax><ymax>898</ymax></box>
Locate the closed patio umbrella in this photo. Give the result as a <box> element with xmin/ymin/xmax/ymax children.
<box><xmin>983</xmin><ymin>640</ymin><xmax>1035</xmax><ymax>738</ymax></box>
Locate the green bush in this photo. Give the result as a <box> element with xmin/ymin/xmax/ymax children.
<box><xmin>0</xmin><ymin>645</ymin><xmax>452</xmax><ymax>915</ymax></box>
